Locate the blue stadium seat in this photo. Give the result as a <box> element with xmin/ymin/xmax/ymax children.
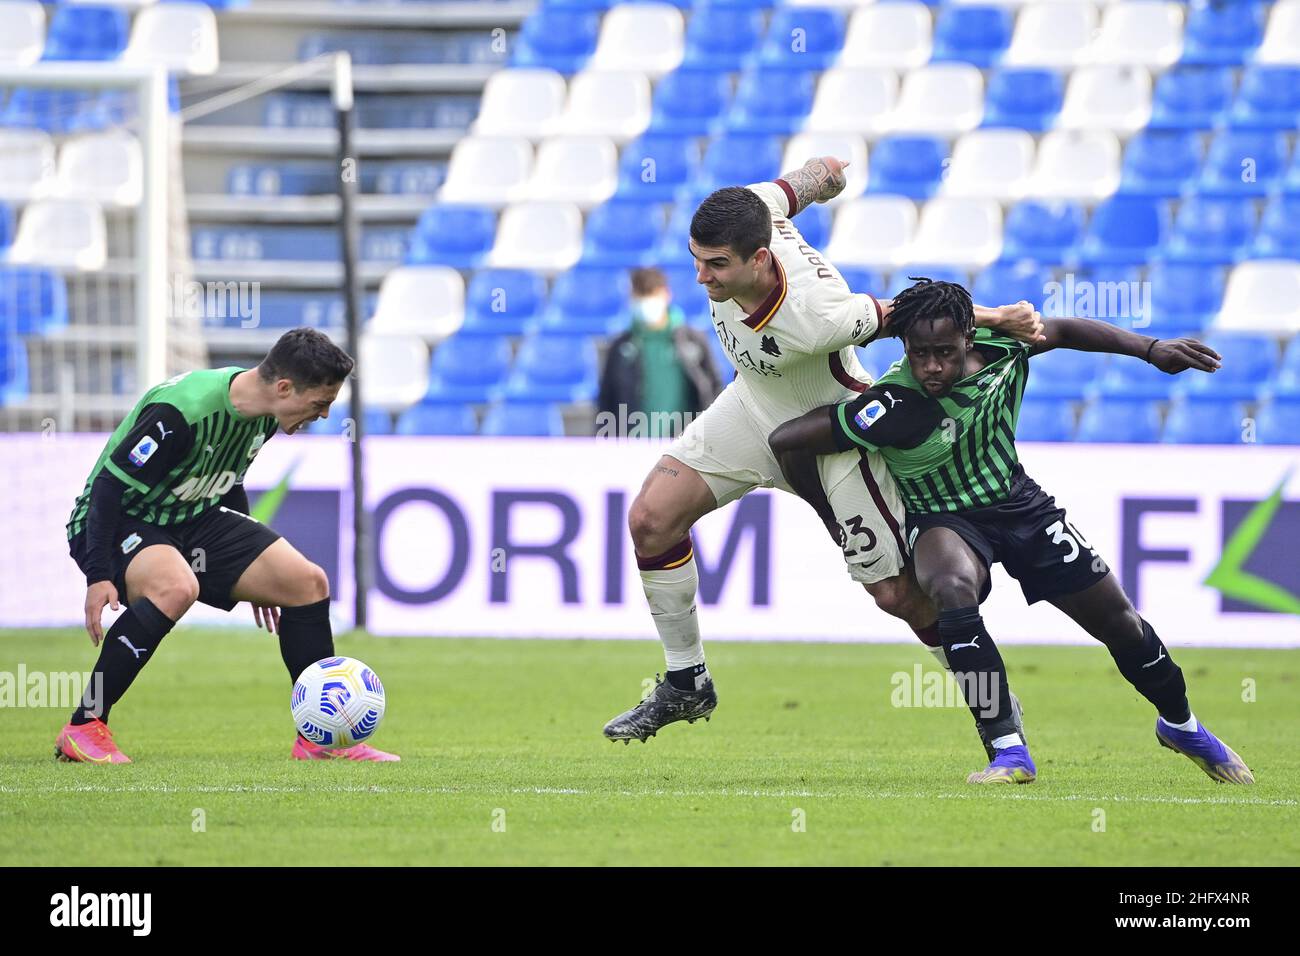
<box><xmin>1145</xmin><ymin>262</ymin><xmax>1224</xmax><ymax>333</ymax></box>
<box><xmin>406</xmin><ymin>205</ymin><xmax>496</xmax><ymax>269</ymax></box>
<box><xmin>538</xmin><ymin>265</ymin><xmax>631</xmax><ymax>336</ymax></box>
<box><xmin>0</xmin><ymin>267</ymin><xmax>68</xmax><ymax>335</ymax></box>
<box><xmin>1076</xmin><ymin>398</ymin><xmax>1162</xmax><ymax>443</ymax></box>
<box><xmin>581</xmin><ymin>199</ymin><xmax>666</xmax><ymax>269</ymax></box>
<box><xmin>648</xmin><ymin>69</ymin><xmax>733</xmax><ymax>138</ymax></box>
<box><xmin>890</xmin><ymin>267</ymin><xmax>968</xmax><ymax>298</ymax></box>
<box><xmin>697</xmin><ymin>134</ymin><xmax>783</xmax><ymax>194</ymax></box>
<box><xmin>1162</xmin><ymin>396</ymin><xmax>1245</xmax><ymax>445</ymax></box>
<box><xmin>1256</xmin><ymin>397</ymin><xmax>1300</xmax><ymax>444</ymax></box>
<box><xmin>1016</xmin><ymin>399</ymin><xmax>1076</xmax><ymax>442</ymax></box>
<box><xmin>1091</xmin><ymin>356</ymin><xmax>1180</xmax><ymax>400</ymax></box>
<box><xmin>1162</xmin><ymin>196</ymin><xmax>1257</xmax><ymax>265</ymax></box>
<box><xmin>480</xmin><ymin>401</ymin><xmax>566</xmax><ymax>436</ymax></box>
<box><xmin>1148</xmin><ymin>66</ymin><xmax>1235</xmax><ymax>129</ymax></box>
<box><xmin>1000</xmin><ymin>201</ymin><xmax>1084</xmax><ymax>264</ymax></box>
<box><xmin>0</xmin><ymin>88</ymin><xmax>103</xmax><ymax>133</ymax></box>
<box><xmin>653</xmin><ymin>202</ymin><xmax>697</xmax><ymax>265</ymax></box>
<box><xmin>859</xmin><ymin>336</ymin><xmax>905</xmax><ymax>378</ymax></box>
<box><xmin>1250</xmin><ymin>195</ymin><xmax>1300</xmax><ymax>259</ymax></box>
<box><xmin>931</xmin><ymin>6</ymin><xmax>1014</xmax><ymax>69</ymax></box>
<box><xmin>867</xmin><ymin>136</ymin><xmax>948</xmax><ymax>199</ymax></box>
<box><xmin>1119</xmin><ymin>130</ymin><xmax>1202</xmax><ymax>197</ymax></box>
<box><xmin>309</xmin><ymin>409</ymin><xmax>393</xmax><ymax>436</ymax></box>
<box><xmin>42</xmin><ymin>5</ymin><xmax>130</xmax><ymax>61</ymax></box>
<box><xmin>510</xmin><ymin>9</ymin><xmax>599</xmax><ymax>74</ymax></box>
<box><xmin>0</xmin><ymin>335</ymin><xmax>29</xmax><ymax>405</ymax></box>
<box><xmin>1176</xmin><ymin>333</ymin><xmax>1278</xmax><ymax>401</ymax></box>
<box><xmin>1048</xmin><ymin>266</ymin><xmax>1148</xmax><ymax>326</ymax></box>
<box><xmin>794</xmin><ymin>204</ymin><xmax>831</xmax><ymax>250</ymax></box>
<box><xmin>1024</xmin><ymin>349</ymin><xmax>1108</xmax><ymax>401</ymax></box>
<box><xmin>1269</xmin><ymin>338</ymin><xmax>1300</xmax><ymax>397</ymax></box>
<box><xmin>396</xmin><ymin>404</ymin><xmax>478</xmax><ymax>436</ymax></box>
<box><xmin>682</xmin><ymin>6</ymin><xmax>764</xmax><ymax>70</ymax></box>
<box><xmin>661</xmin><ymin>264</ymin><xmax>711</xmax><ymax>325</ymax></box>
<box><xmin>617</xmin><ymin>133</ymin><xmax>699</xmax><ymax>200</ymax></box>
<box><xmin>836</xmin><ymin>266</ymin><xmax>888</xmax><ymax>297</ymax></box>
<box><xmin>756</xmin><ymin>7</ymin><xmax>845</xmax><ymax>70</ymax></box>
<box><xmin>974</xmin><ymin>260</ymin><xmax>1050</xmax><ymax>310</ymax></box>
<box><xmin>1198</xmin><ymin>130</ymin><xmax>1289</xmax><ymax>197</ymax></box>
<box><xmin>502</xmin><ymin>334</ymin><xmax>598</xmax><ymax>402</ymax></box>
<box><xmin>981</xmin><ymin>69</ymin><xmax>1063</xmax><ymax>132</ymax></box>
<box><xmin>1229</xmin><ymin>66</ymin><xmax>1300</xmax><ymax>130</ymax></box>
<box><xmin>193</xmin><ymin>226</ymin><xmax>339</xmax><ymax>262</ymax></box>
<box><xmin>461</xmin><ymin>269</ymin><xmax>546</xmax><ymax>336</ymax></box>
<box><xmin>0</xmin><ymin>203</ymin><xmax>11</xmax><ymax>250</ymax></box>
<box><xmin>1077</xmin><ymin>196</ymin><xmax>1170</xmax><ymax>267</ymax></box>
<box><xmin>424</xmin><ymin>335</ymin><xmax>512</xmax><ymax>404</ymax></box>
<box><xmin>1180</xmin><ymin>1</ymin><xmax>1267</xmax><ymax>65</ymax></box>
<box><xmin>723</xmin><ymin>67</ymin><xmax>817</xmax><ymax>135</ymax></box>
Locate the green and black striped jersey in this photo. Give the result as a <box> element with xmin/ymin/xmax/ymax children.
<box><xmin>66</xmin><ymin>368</ymin><xmax>277</xmax><ymax>539</ymax></box>
<box><xmin>829</xmin><ymin>330</ymin><xmax>1032</xmax><ymax>514</ymax></box>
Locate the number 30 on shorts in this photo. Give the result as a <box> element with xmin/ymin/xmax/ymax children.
<box><xmin>1044</xmin><ymin>519</ymin><xmax>1095</xmax><ymax>564</ymax></box>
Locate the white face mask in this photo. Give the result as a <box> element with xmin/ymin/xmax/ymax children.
<box><xmin>633</xmin><ymin>292</ymin><xmax>670</xmax><ymax>328</ymax></box>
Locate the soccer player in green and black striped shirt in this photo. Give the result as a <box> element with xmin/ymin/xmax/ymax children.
<box><xmin>58</xmin><ymin>328</ymin><xmax>398</xmax><ymax>764</ymax></box>
<box><xmin>769</xmin><ymin>279</ymin><xmax>1253</xmax><ymax>786</ymax></box>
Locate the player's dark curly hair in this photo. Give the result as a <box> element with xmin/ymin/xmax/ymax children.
<box><xmin>888</xmin><ymin>277</ymin><xmax>975</xmax><ymax>342</ymax></box>
<box><xmin>690</xmin><ymin>187</ymin><xmax>772</xmax><ymax>262</ymax></box>
<box><xmin>259</xmin><ymin>328</ymin><xmax>354</xmax><ymax>390</ymax></box>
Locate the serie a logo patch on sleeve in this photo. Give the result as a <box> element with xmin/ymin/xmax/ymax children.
<box><xmin>128</xmin><ymin>436</ymin><xmax>157</xmax><ymax>467</ymax></box>
<box><xmin>854</xmin><ymin>400</ymin><xmax>887</xmax><ymax>430</ymax></box>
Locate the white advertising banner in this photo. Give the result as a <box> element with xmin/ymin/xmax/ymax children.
<box><xmin>3</xmin><ymin>435</ymin><xmax>1298</xmax><ymax>647</ymax></box>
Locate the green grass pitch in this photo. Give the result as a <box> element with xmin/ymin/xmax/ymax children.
<box><xmin>1</xmin><ymin>629</ymin><xmax>1296</xmax><ymax>866</ymax></box>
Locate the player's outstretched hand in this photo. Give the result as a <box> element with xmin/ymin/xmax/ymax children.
<box><xmin>807</xmin><ymin>156</ymin><xmax>850</xmax><ymax>203</ymax></box>
<box><xmin>252</xmin><ymin>604</ymin><xmax>280</xmax><ymax>634</ymax></box>
<box><xmin>993</xmin><ymin>301</ymin><xmax>1047</xmax><ymax>344</ymax></box>
<box><xmin>84</xmin><ymin>581</ymin><xmax>119</xmax><ymax>646</ymax></box>
<box><xmin>1150</xmin><ymin>338</ymin><xmax>1222</xmax><ymax>375</ymax></box>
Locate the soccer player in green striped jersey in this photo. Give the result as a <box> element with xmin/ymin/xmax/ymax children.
<box><xmin>57</xmin><ymin>328</ymin><xmax>398</xmax><ymax>764</ymax></box>
<box><xmin>770</xmin><ymin>279</ymin><xmax>1253</xmax><ymax>786</ymax></box>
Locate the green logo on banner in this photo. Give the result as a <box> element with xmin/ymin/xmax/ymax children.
<box><xmin>1203</xmin><ymin>468</ymin><xmax>1300</xmax><ymax>615</ymax></box>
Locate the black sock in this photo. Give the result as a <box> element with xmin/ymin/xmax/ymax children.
<box><xmin>666</xmin><ymin>663</ymin><xmax>709</xmax><ymax>692</ymax></box>
<box><xmin>937</xmin><ymin>606</ymin><xmax>1018</xmax><ymax>743</ymax></box>
<box><xmin>1107</xmin><ymin>619</ymin><xmax>1190</xmax><ymax>723</ymax></box>
<box><xmin>71</xmin><ymin>597</ymin><xmax>175</xmax><ymax>725</ymax></box>
<box><xmin>278</xmin><ymin>597</ymin><xmax>334</xmax><ymax>684</ymax></box>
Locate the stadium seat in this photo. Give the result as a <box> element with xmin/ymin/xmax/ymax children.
<box><xmin>358</xmin><ymin>334</ymin><xmax>430</xmax><ymax>413</ymax></box>
<box><xmin>489</xmin><ymin>201</ymin><xmax>583</xmax><ymax>274</ymax></box>
<box><xmin>502</xmin><ymin>334</ymin><xmax>599</xmax><ymax>402</ymax></box>
<box><xmin>1255</xmin><ymin>397</ymin><xmax>1300</xmax><ymax>444</ymax></box>
<box><xmin>889</xmin><ymin>266</ymin><xmax>968</xmax><ymax>299</ymax></box>
<box><xmin>460</xmin><ymin>268</ymin><xmax>546</xmax><ymax>336</ymax></box>
<box><xmin>423</xmin><ymin>334</ymin><xmax>512</xmax><ymax>404</ymax></box>
<box><xmin>1016</xmin><ymin>398</ymin><xmax>1076</xmax><ymax>442</ymax></box>
<box><xmin>1148</xmin><ymin>65</ymin><xmax>1235</xmax><ymax>130</ymax></box>
<box><xmin>1145</xmin><ymin>262</ymin><xmax>1224</xmax><ymax>333</ymax></box>
<box><xmin>551</xmin><ymin>71</ymin><xmax>651</xmax><ymax>143</ymax></box>
<box><xmin>615</xmin><ymin>132</ymin><xmax>699</xmax><ymax>201</ymax></box>
<box><xmin>1078</xmin><ymin>196</ymin><xmax>1169</xmax><ymax>266</ymax></box>
<box><xmin>906</xmin><ymin>198</ymin><xmax>1002</xmax><ymax>269</ymax></box>
<box><xmin>889</xmin><ymin>64</ymin><xmax>985</xmax><ymax>136</ymax></box>
<box><xmin>1118</xmin><ymin>130</ymin><xmax>1202</xmax><ymax>198</ymax></box>
<box><xmin>791</xmin><ymin>204</ymin><xmax>833</xmax><ymax>251</ymax></box>
<box><xmin>980</xmin><ymin>69</ymin><xmax>1063</xmax><ymax>132</ymax></box>
<box><xmin>941</xmin><ymin>129</ymin><xmax>1034</xmax><ymax>201</ymax></box>
<box><xmin>1092</xmin><ymin>354</ymin><xmax>1180</xmax><ymax>400</ymax></box>
<box><xmin>1180</xmin><ymin>1</ymin><xmax>1267</xmax><ymax>65</ymax></box>
<box><xmin>480</xmin><ymin>401</ymin><xmax>566</xmax><ymax>437</ymax></box>
<box><xmin>1162</xmin><ymin>396</ymin><xmax>1245</xmax><ymax>445</ymax></box>
<box><xmin>1254</xmin><ymin>0</ymin><xmax>1300</xmax><ymax>64</ymax></box>
<box><xmin>511</xmin><ymin>8</ymin><xmax>599</xmax><ymax>74</ymax></box>
<box><xmin>0</xmin><ymin>88</ymin><xmax>102</xmax><ymax>133</ymax></box>
<box><xmin>588</xmin><ymin>3</ymin><xmax>683</xmax><ymax>78</ymax></box>
<box><xmin>1057</xmin><ymin>66</ymin><xmax>1153</xmax><ymax>134</ymax></box>
<box><xmin>471</xmin><ymin>69</ymin><xmax>567</xmax><ymax>139</ymax></box>
<box><xmin>652</xmin><ymin>201</ymin><xmax>699</xmax><ymax>265</ymax></box>
<box><xmin>757</xmin><ymin>7</ymin><xmax>846</xmax><ymax>71</ymax></box>
<box><xmin>782</xmin><ymin>132</ymin><xmax>869</xmax><ymax>205</ymax></box>
<box><xmin>825</xmin><ymin>196</ymin><xmax>918</xmax><ymax>269</ymax></box>
<box><xmin>867</xmin><ymin>136</ymin><xmax>948</xmax><ymax>199</ymax></box>
<box><xmin>999</xmin><ymin>200</ymin><xmax>1084</xmax><ymax>263</ymax></box>
<box><xmin>309</xmin><ymin>408</ymin><xmax>393</xmax><ymax>437</ymax></box>
<box><xmin>803</xmin><ymin>67</ymin><xmax>898</xmax><ymax>137</ymax></box>
<box><xmin>537</xmin><ymin>264</ymin><xmax>630</xmax><ymax>335</ymax></box>
<box><xmin>1076</xmin><ymin>397</ymin><xmax>1162</xmax><ymax>443</ymax></box>
<box><xmin>1162</xmin><ymin>196</ymin><xmax>1256</xmax><ymax>265</ymax></box>
<box><xmin>1229</xmin><ymin>66</ymin><xmax>1300</xmax><ymax>129</ymax></box>
<box><xmin>839</xmin><ymin>4</ymin><xmax>932</xmax><ymax>70</ymax></box>
<box><xmin>370</xmin><ymin>266</ymin><xmax>464</xmax><ymax>342</ymax></box>
<box><xmin>0</xmin><ymin>1</ymin><xmax>44</xmax><ymax>67</ymax></box>
<box><xmin>439</xmin><ymin>136</ymin><xmax>532</xmax><ymax>208</ymax></box>
<box><xmin>1087</xmin><ymin>1</ymin><xmax>1185</xmax><ymax>68</ymax></box>
<box><xmin>930</xmin><ymin>6</ymin><xmax>1012</xmax><ymax>69</ymax></box>
<box><xmin>581</xmin><ymin>198</ymin><xmax>665</xmax><ymax>268</ymax></box>
<box><xmin>662</xmin><ymin>264</ymin><xmax>711</xmax><ymax>326</ymax></box>
<box><xmin>0</xmin><ymin>129</ymin><xmax>54</xmax><ymax>201</ymax></box>
<box><xmin>1198</xmin><ymin>130</ymin><xmax>1290</xmax><ymax>196</ymax></box>
<box><xmin>697</xmin><ymin>134</ymin><xmax>783</xmax><ymax>194</ymax></box>
<box><xmin>193</xmin><ymin>225</ymin><xmax>337</xmax><ymax>262</ymax></box>
<box><xmin>1215</xmin><ymin>260</ymin><xmax>1300</xmax><ymax>334</ymax></box>
<box><xmin>724</xmin><ymin>67</ymin><xmax>818</xmax><ymax>136</ymax></box>
<box><xmin>1026</xmin><ymin>130</ymin><xmax>1121</xmax><ymax>201</ymax></box>
<box><xmin>395</xmin><ymin>404</ymin><xmax>478</xmax><ymax>437</ymax></box>
<box><xmin>406</xmin><ymin>205</ymin><xmax>496</xmax><ymax>270</ymax></box>
<box><xmin>124</xmin><ymin>3</ymin><xmax>219</xmax><ymax>75</ymax></box>
<box><xmin>54</xmin><ymin>131</ymin><xmax>143</xmax><ymax>206</ymax></box>
<box><xmin>648</xmin><ymin>68</ymin><xmax>732</xmax><ymax>137</ymax></box>
<box><xmin>1023</xmin><ymin>348</ymin><xmax>1108</xmax><ymax>402</ymax></box>
<box><xmin>42</xmin><ymin>4</ymin><xmax>129</xmax><ymax>61</ymax></box>
<box><xmin>1003</xmin><ymin>1</ymin><xmax>1097</xmax><ymax>68</ymax></box>
<box><xmin>523</xmin><ymin>136</ymin><xmax>617</xmax><ymax>208</ymax></box>
<box><xmin>0</xmin><ymin>265</ymin><xmax>67</xmax><ymax>334</ymax></box>
<box><xmin>6</xmin><ymin>199</ymin><xmax>106</xmax><ymax>270</ymax></box>
<box><xmin>1251</xmin><ymin>195</ymin><xmax>1300</xmax><ymax>260</ymax></box>
<box><xmin>0</xmin><ymin>332</ymin><xmax>28</xmax><ymax>404</ymax></box>
<box><xmin>682</xmin><ymin>4</ymin><xmax>763</xmax><ymax>70</ymax></box>
<box><xmin>974</xmin><ymin>260</ymin><xmax>1050</xmax><ymax>310</ymax></box>
<box><xmin>1176</xmin><ymin>333</ymin><xmax>1277</xmax><ymax>401</ymax></box>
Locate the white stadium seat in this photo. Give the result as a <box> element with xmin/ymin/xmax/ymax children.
<box><xmin>1026</xmin><ymin>129</ymin><xmax>1121</xmax><ymax>200</ymax></box>
<box><xmin>804</xmin><ymin>68</ymin><xmax>898</xmax><ymax>138</ymax></box>
<box><xmin>889</xmin><ymin>63</ymin><xmax>984</xmax><ymax>136</ymax></box>
<box><xmin>370</xmin><ymin>266</ymin><xmax>465</xmax><ymax>343</ymax></box>
<box><xmin>124</xmin><ymin>2</ymin><xmax>219</xmax><ymax>75</ymax></box>
<box><xmin>1086</xmin><ymin>2</ymin><xmax>1185</xmax><ymax>68</ymax></box>
<box><xmin>472</xmin><ymin>69</ymin><xmax>567</xmax><ymax>140</ymax></box>
<box><xmin>1215</xmin><ymin>261</ymin><xmax>1300</xmax><ymax>334</ymax></box>
<box><xmin>782</xmin><ymin>132</ymin><xmax>869</xmax><ymax>205</ymax></box>
<box><xmin>906</xmin><ymin>198</ymin><xmax>1003</xmax><ymax>268</ymax></box>
<box><xmin>1256</xmin><ymin>0</ymin><xmax>1300</xmax><ymax>64</ymax></box>
<box><xmin>587</xmin><ymin>3</ymin><xmax>684</xmax><ymax>79</ymax></box>
<box><xmin>489</xmin><ymin>201</ymin><xmax>583</xmax><ymax>274</ymax></box>
<box><xmin>0</xmin><ymin>0</ymin><xmax>42</xmax><ymax>67</ymax></box>
<box><xmin>359</xmin><ymin>334</ymin><xmax>430</xmax><ymax>412</ymax></box>
<box><xmin>1003</xmin><ymin>2</ymin><xmax>1099</xmax><ymax>67</ymax></box>
<box><xmin>941</xmin><ymin>129</ymin><xmax>1036</xmax><ymax>200</ymax></box>
<box><xmin>0</xmin><ymin>129</ymin><xmax>55</xmax><ymax>202</ymax></box>
<box><xmin>1056</xmin><ymin>65</ymin><xmax>1153</xmax><ymax>134</ymax></box>
<box><xmin>824</xmin><ymin>196</ymin><xmax>918</xmax><ymax>269</ymax></box>
<box><xmin>439</xmin><ymin>136</ymin><xmax>533</xmax><ymax>208</ymax></box>
<box><xmin>550</xmin><ymin>71</ymin><xmax>651</xmax><ymax>144</ymax></box>
<box><xmin>55</xmin><ymin>131</ymin><xmax>143</xmax><ymax>207</ymax></box>
<box><xmin>839</xmin><ymin>4</ymin><xmax>933</xmax><ymax>70</ymax></box>
<box><xmin>523</xmin><ymin>136</ymin><xmax>617</xmax><ymax>209</ymax></box>
<box><xmin>6</xmin><ymin>199</ymin><xmax>106</xmax><ymax>271</ymax></box>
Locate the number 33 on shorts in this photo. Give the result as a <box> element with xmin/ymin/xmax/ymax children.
<box><xmin>1045</xmin><ymin>518</ymin><xmax>1103</xmax><ymax>569</ymax></box>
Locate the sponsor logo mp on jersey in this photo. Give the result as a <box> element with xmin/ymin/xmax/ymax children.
<box><xmin>50</xmin><ymin>886</ymin><xmax>151</xmax><ymax>936</ymax></box>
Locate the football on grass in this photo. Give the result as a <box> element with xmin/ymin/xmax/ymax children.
<box><xmin>291</xmin><ymin>657</ymin><xmax>386</xmax><ymax>749</ymax></box>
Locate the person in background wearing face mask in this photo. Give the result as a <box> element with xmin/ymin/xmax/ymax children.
<box><xmin>597</xmin><ymin>267</ymin><xmax>723</xmax><ymax>439</ymax></box>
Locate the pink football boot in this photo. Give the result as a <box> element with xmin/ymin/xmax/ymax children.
<box><xmin>291</xmin><ymin>734</ymin><xmax>400</xmax><ymax>762</ymax></box>
<box><xmin>55</xmin><ymin>718</ymin><xmax>131</xmax><ymax>764</ymax></box>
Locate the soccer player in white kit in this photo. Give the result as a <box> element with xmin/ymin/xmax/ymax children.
<box><xmin>602</xmin><ymin>157</ymin><xmax>1043</xmax><ymax>749</ymax></box>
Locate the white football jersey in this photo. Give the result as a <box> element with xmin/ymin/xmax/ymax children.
<box><xmin>706</xmin><ymin>181</ymin><xmax>885</xmax><ymax>432</ymax></box>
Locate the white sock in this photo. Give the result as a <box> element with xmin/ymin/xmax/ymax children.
<box><xmin>991</xmin><ymin>733</ymin><xmax>1023</xmax><ymax>750</ymax></box>
<box><xmin>639</xmin><ymin>551</ymin><xmax>705</xmax><ymax>673</ymax></box>
<box><xmin>1166</xmin><ymin>713</ymin><xmax>1198</xmax><ymax>732</ymax></box>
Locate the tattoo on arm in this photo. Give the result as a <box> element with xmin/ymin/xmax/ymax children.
<box><xmin>654</xmin><ymin>465</ymin><xmax>680</xmax><ymax>478</ymax></box>
<box><xmin>779</xmin><ymin>158</ymin><xmax>846</xmax><ymax>216</ymax></box>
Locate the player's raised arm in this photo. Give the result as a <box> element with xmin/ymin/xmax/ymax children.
<box><xmin>972</xmin><ymin>300</ymin><xmax>1046</xmax><ymax>345</ymax></box>
<box><xmin>1031</xmin><ymin>317</ymin><xmax>1223</xmax><ymax>374</ymax></box>
<box><xmin>774</xmin><ymin>156</ymin><xmax>850</xmax><ymax>217</ymax></box>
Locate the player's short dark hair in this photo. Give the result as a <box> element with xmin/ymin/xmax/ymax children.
<box><xmin>258</xmin><ymin>328</ymin><xmax>354</xmax><ymax>390</ymax></box>
<box><xmin>890</xmin><ymin>277</ymin><xmax>975</xmax><ymax>343</ymax></box>
<box><xmin>690</xmin><ymin>187</ymin><xmax>771</xmax><ymax>262</ymax></box>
